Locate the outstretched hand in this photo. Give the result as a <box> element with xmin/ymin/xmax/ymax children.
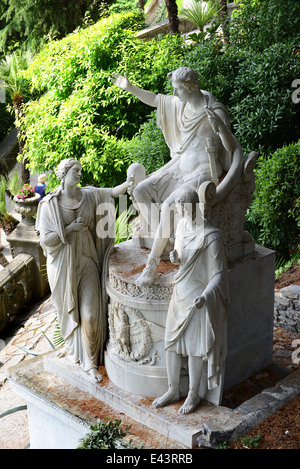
<box><xmin>109</xmin><ymin>72</ymin><xmax>131</xmax><ymax>91</ymax></box>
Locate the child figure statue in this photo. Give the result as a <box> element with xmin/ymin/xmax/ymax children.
<box><xmin>152</xmin><ymin>188</ymin><xmax>229</xmax><ymax>413</ymax></box>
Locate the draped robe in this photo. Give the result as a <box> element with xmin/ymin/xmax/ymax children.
<box><xmin>165</xmin><ymin>219</ymin><xmax>229</xmax><ymax>394</ymax></box>
<box><xmin>138</xmin><ymin>91</ymin><xmax>232</xmax><ymax>204</ymax></box>
<box><xmin>36</xmin><ymin>186</ymin><xmax>115</xmax><ymax>370</ymax></box>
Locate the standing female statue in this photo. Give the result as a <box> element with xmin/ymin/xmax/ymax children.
<box><xmin>36</xmin><ymin>158</ymin><xmax>132</xmax><ymax>382</ymax></box>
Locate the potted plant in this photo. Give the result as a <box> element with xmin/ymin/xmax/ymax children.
<box><xmin>14</xmin><ymin>183</ymin><xmax>40</xmax><ymax>226</ymax></box>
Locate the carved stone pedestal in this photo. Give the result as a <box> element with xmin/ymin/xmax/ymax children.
<box><xmin>7</xmin><ymin>222</ymin><xmax>49</xmax><ymax>299</ymax></box>
<box><xmin>105</xmin><ymin>240</ymin><xmax>275</xmax><ymax>403</ymax></box>
<box><xmin>105</xmin><ymin>240</ymin><xmax>180</xmax><ymax>397</ymax></box>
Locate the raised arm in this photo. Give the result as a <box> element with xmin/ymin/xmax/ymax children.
<box><xmin>109</xmin><ymin>73</ymin><xmax>159</xmax><ymax>108</ymax></box>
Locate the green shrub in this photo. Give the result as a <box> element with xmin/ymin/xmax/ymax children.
<box><xmin>0</xmin><ymin>101</ymin><xmax>14</xmax><ymax>142</ymax></box>
<box><xmin>108</xmin><ymin>0</ymin><xmax>139</xmax><ymax>14</ymax></box>
<box><xmin>246</xmin><ymin>141</ymin><xmax>300</xmax><ymax>258</ymax></box>
<box><xmin>77</xmin><ymin>418</ymin><xmax>139</xmax><ymax>449</ymax></box>
<box><xmin>125</xmin><ymin>110</ymin><xmax>170</xmax><ymax>174</ymax></box>
<box><xmin>0</xmin><ymin>0</ymin><xmax>108</xmax><ymax>55</ymax></box>
<box><xmin>229</xmin><ymin>0</ymin><xmax>300</xmax><ymax>52</ymax></box>
<box><xmin>181</xmin><ymin>41</ymin><xmax>299</xmax><ymax>156</ymax></box>
<box><xmin>228</xmin><ymin>44</ymin><xmax>300</xmax><ymax>155</ymax></box>
<box><xmin>19</xmin><ymin>11</ymin><xmax>183</xmax><ymax>190</ymax></box>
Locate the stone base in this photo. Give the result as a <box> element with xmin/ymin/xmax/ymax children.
<box><xmin>7</xmin><ymin>223</ymin><xmax>49</xmax><ymax>299</ymax></box>
<box><xmin>106</xmin><ymin>241</ymin><xmax>275</xmax><ymax>400</ymax></box>
<box><xmin>9</xmin><ymin>351</ymin><xmax>300</xmax><ymax>449</ymax></box>
<box><xmin>8</xmin><ymin>353</ymin><xmax>238</xmax><ymax>449</ymax></box>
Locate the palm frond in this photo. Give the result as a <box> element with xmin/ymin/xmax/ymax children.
<box><xmin>180</xmin><ymin>0</ymin><xmax>220</xmax><ymax>32</ymax></box>
<box><xmin>0</xmin><ymin>176</ymin><xmax>7</xmax><ymax>216</ymax></box>
<box><xmin>0</xmin><ymin>50</ymin><xmax>33</xmax><ymax>99</ymax></box>
<box><xmin>6</xmin><ymin>169</ymin><xmax>22</xmax><ymax>197</ymax></box>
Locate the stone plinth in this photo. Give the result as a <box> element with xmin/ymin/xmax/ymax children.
<box><xmin>8</xmin><ymin>352</ymin><xmax>236</xmax><ymax>449</ymax></box>
<box><xmin>224</xmin><ymin>244</ymin><xmax>275</xmax><ymax>389</ymax></box>
<box><xmin>105</xmin><ymin>241</ymin><xmax>180</xmax><ymax>398</ymax></box>
<box><xmin>7</xmin><ymin>222</ymin><xmax>49</xmax><ymax>299</ymax></box>
<box><xmin>105</xmin><ymin>241</ymin><xmax>275</xmax><ymax>398</ymax></box>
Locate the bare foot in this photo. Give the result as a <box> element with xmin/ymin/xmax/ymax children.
<box><xmin>87</xmin><ymin>368</ymin><xmax>102</xmax><ymax>383</ymax></box>
<box><xmin>152</xmin><ymin>388</ymin><xmax>180</xmax><ymax>408</ymax></box>
<box><xmin>178</xmin><ymin>389</ymin><xmax>201</xmax><ymax>414</ymax></box>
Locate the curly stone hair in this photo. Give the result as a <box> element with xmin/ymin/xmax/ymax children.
<box><xmin>167</xmin><ymin>67</ymin><xmax>200</xmax><ymax>91</ymax></box>
<box><xmin>175</xmin><ymin>187</ymin><xmax>199</xmax><ymax>219</ymax></box>
<box><xmin>55</xmin><ymin>158</ymin><xmax>81</xmax><ymax>181</ymax></box>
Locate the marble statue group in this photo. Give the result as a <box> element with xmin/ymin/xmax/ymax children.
<box><xmin>36</xmin><ymin>66</ymin><xmax>249</xmax><ymax>414</ymax></box>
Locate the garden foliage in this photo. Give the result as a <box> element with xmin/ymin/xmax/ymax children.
<box><xmin>177</xmin><ymin>0</ymin><xmax>300</xmax><ymax>257</ymax></box>
<box><xmin>2</xmin><ymin>0</ymin><xmax>299</xmax><ymax>258</ymax></box>
<box><xmin>0</xmin><ymin>0</ymin><xmax>107</xmax><ymax>54</ymax></box>
<box><xmin>77</xmin><ymin>418</ymin><xmax>139</xmax><ymax>449</ymax></box>
<box><xmin>19</xmin><ymin>11</ymin><xmax>183</xmax><ymax>190</ymax></box>
<box><xmin>229</xmin><ymin>0</ymin><xmax>300</xmax><ymax>51</ymax></box>
<box><xmin>181</xmin><ymin>41</ymin><xmax>299</xmax><ymax>156</ymax></box>
<box><xmin>246</xmin><ymin>141</ymin><xmax>300</xmax><ymax>259</ymax></box>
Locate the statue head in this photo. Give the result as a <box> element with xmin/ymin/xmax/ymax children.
<box><xmin>167</xmin><ymin>67</ymin><xmax>200</xmax><ymax>92</ymax></box>
<box><xmin>175</xmin><ymin>187</ymin><xmax>199</xmax><ymax>220</ymax></box>
<box><xmin>55</xmin><ymin>158</ymin><xmax>82</xmax><ymax>187</ymax></box>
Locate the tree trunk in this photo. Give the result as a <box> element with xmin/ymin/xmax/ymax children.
<box><xmin>219</xmin><ymin>0</ymin><xmax>228</xmax><ymax>17</ymax></box>
<box><xmin>165</xmin><ymin>0</ymin><xmax>179</xmax><ymax>34</ymax></box>
<box><xmin>219</xmin><ymin>0</ymin><xmax>229</xmax><ymax>44</ymax></box>
<box><xmin>13</xmin><ymin>95</ymin><xmax>30</xmax><ymax>185</ymax></box>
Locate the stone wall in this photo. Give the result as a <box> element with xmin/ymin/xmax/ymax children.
<box><xmin>274</xmin><ymin>285</ymin><xmax>300</xmax><ymax>333</ymax></box>
<box><xmin>0</xmin><ymin>253</ymin><xmax>35</xmax><ymax>333</ymax></box>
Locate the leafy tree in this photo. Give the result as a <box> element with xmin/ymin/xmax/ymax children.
<box><xmin>180</xmin><ymin>41</ymin><xmax>299</xmax><ymax>156</ymax></box>
<box><xmin>229</xmin><ymin>0</ymin><xmax>300</xmax><ymax>51</ymax></box>
<box><xmin>19</xmin><ymin>12</ymin><xmax>183</xmax><ymax>190</ymax></box>
<box><xmin>0</xmin><ymin>0</ymin><xmax>106</xmax><ymax>54</ymax></box>
<box><xmin>0</xmin><ymin>50</ymin><xmax>32</xmax><ymax>182</ymax></box>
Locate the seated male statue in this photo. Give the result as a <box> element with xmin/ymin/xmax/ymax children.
<box><xmin>110</xmin><ymin>67</ymin><xmax>239</xmax><ymax>285</ymax></box>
